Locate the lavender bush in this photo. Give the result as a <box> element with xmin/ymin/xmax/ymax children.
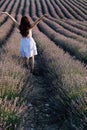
<box><xmin>1</xmin><ymin>0</ymin><xmax>87</xmax><ymax>129</ymax></box>
<box><xmin>49</xmin><ymin>16</ymin><xmax>87</xmax><ymax>37</ymax></box>
<box><xmin>35</xmin><ymin>18</ymin><xmax>87</xmax><ymax>63</ymax></box>
<box><xmin>0</xmin><ymin>14</ymin><xmax>27</xmax><ymax>130</ymax></box>
<box><xmin>39</xmin><ymin>0</ymin><xmax>49</xmax><ymax>15</ymax></box>
<box><xmin>33</xmin><ymin>26</ymin><xmax>87</xmax><ymax>129</ymax></box>
<box><xmin>54</xmin><ymin>0</ymin><xmax>75</xmax><ymax>19</ymax></box>
<box><xmin>70</xmin><ymin>0</ymin><xmax>87</xmax><ymax>16</ymax></box>
<box><xmin>0</xmin><ymin>42</ymin><xmax>25</xmax><ymax>130</ymax></box>
<box><xmin>44</xmin><ymin>18</ymin><xmax>87</xmax><ymax>44</ymax></box>
<box><xmin>50</xmin><ymin>0</ymin><xmax>65</xmax><ymax>18</ymax></box>
<box><xmin>65</xmin><ymin>0</ymin><xmax>87</xmax><ymax>20</ymax></box>
<box><xmin>45</xmin><ymin>0</ymin><xmax>58</xmax><ymax>18</ymax></box>
<box><xmin>59</xmin><ymin>0</ymin><xmax>83</xmax><ymax>20</ymax></box>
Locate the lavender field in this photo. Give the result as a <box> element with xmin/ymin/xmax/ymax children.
<box><xmin>0</xmin><ymin>0</ymin><xmax>87</xmax><ymax>130</ymax></box>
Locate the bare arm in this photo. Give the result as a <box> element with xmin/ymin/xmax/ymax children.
<box><xmin>30</xmin><ymin>14</ymin><xmax>46</xmax><ymax>29</ymax></box>
<box><xmin>1</xmin><ymin>12</ymin><xmax>19</xmax><ymax>29</ymax></box>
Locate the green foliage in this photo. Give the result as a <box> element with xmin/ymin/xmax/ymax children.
<box><xmin>0</xmin><ymin>90</ymin><xmax>18</xmax><ymax>100</ymax></box>
<box><xmin>69</xmin><ymin>87</ymin><xmax>86</xmax><ymax>100</ymax></box>
<box><xmin>0</xmin><ymin>108</ymin><xmax>20</xmax><ymax>130</ymax></box>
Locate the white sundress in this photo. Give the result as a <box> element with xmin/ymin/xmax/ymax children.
<box><xmin>20</xmin><ymin>29</ymin><xmax>37</xmax><ymax>58</ymax></box>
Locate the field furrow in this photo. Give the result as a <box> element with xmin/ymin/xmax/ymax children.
<box><xmin>48</xmin><ymin>17</ymin><xmax>87</xmax><ymax>38</ymax></box>
<box><xmin>32</xmin><ymin>5</ymin><xmax>87</xmax><ymax>45</ymax></box>
<box><xmin>32</xmin><ymin>26</ymin><xmax>87</xmax><ymax>130</ymax></box>
<box><xmin>70</xmin><ymin>0</ymin><xmax>87</xmax><ymax>15</ymax></box>
<box><xmin>77</xmin><ymin>0</ymin><xmax>87</xmax><ymax>6</ymax></box>
<box><xmin>43</xmin><ymin>0</ymin><xmax>58</xmax><ymax>18</ymax></box>
<box><xmin>65</xmin><ymin>0</ymin><xmax>87</xmax><ymax>20</ymax></box>
<box><xmin>44</xmin><ymin>18</ymin><xmax>87</xmax><ymax>44</ymax></box>
<box><xmin>35</xmin><ymin>0</ymin><xmax>43</xmax><ymax>17</ymax></box>
<box><xmin>0</xmin><ymin>0</ymin><xmax>17</xmax><ymax>26</ymax></box>
<box><xmin>49</xmin><ymin>0</ymin><xmax>65</xmax><ymax>18</ymax></box>
<box><xmin>74</xmin><ymin>0</ymin><xmax>87</xmax><ymax>10</ymax></box>
<box><xmin>33</xmin><ymin>17</ymin><xmax>87</xmax><ymax>64</ymax></box>
<box><xmin>59</xmin><ymin>0</ymin><xmax>83</xmax><ymax>20</ymax></box>
<box><xmin>63</xmin><ymin>19</ymin><xmax>87</xmax><ymax>32</ymax></box>
<box><xmin>54</xmin><ymin>0</ymin><xmax>76</xmax><ymax>19</ymax></box>
<box><xmin>0</xmin><ymin>0</ymin><xmax>11</xmax><ymax>12</ymax></box>
<box><xmin>29</xmin><ymin>0</ymin><xmax>36</xmax><ymax>17</ymax></box>
<box><xmin>0</xmin><ymin>0</ymin><xmax>18</xmax><ymax>39</ymax></box>
<box><xmin>39</xmin><ymin>0</ymin><xmax>49</xmax><ymax>15</ymax></box>
<box><xmin>0</xmin><ymin>0</ymin><xmax>6</xmax><ymax>8</ymax></box>
<box><xmin>0</xmin><ymin>0</ymin><xmax>23</xmax><ymax>46</ymax></box>
<box><xmin>33</xmin><ymin>1</ymin><xmax>87</xmax><ymax>42</ymax></box>
<box><xmin>21</xmin><ymin>0</ymin><xmax>27</xmax><ymax>16</ymax></box>
<box><xmin>25</xmin><ymin>0</ymin><xmax>30</xmax><ymax>15</ymax></box>
<box><xmin>30</xmin><ymin>1</ymin><xmax>87</xmax><ymax>64</ymax></box>
<box><xmin>45</xmin><ymin>0</ymin><xmax>59</xmax><ymax>18</ymax></box>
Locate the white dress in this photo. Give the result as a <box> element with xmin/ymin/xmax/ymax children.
<box><xmin>20</xmin><ymin>29</ymin><xmax>37</xmax><ymax>58</ymax></box>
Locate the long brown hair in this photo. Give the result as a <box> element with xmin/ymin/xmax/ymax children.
<box><xmin>19</xmin><ymin>16</ymin><xmax>31</xmax><ymax>37</ymax></box>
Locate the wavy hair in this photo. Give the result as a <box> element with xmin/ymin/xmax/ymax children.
<box><xmin>19</xmin><ymin>16</ymin><xmax>31</xmax><ymax>37</ymax></box>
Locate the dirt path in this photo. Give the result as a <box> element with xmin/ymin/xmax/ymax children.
<box><xmin>19</xmin><ymin>56</ymin><xmax>61</xmax><ymax>130</ymax></box>
<box><xmin>19</xmin><ymin>26</ymin><xmax>66</xmax><ymax>130</ymax></box>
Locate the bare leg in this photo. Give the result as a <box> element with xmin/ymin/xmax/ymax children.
<box><xmin>29</xmin><ymin>56</ymin><xmax>34</xmax><ymax>72</ymax></box>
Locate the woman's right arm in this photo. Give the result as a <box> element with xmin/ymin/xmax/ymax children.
<box><xmin>1</xmin><ymin>12</ymin><xmax>19</xmax><ymax>29</ymax></box>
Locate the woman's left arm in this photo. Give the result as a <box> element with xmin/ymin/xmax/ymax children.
<box><xmin>30</xmin><ymin>14</ymin><xmax>47</xmax><ymax>29</ymax></box>
<box><xmin>1</xmin><ymin>12</ymin><xmax>19</xmax><ymax>29</ymax></box>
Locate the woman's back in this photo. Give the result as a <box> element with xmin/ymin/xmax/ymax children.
<box><xmin>28</xmin><ymin>29</ymin><xmax>32</xmax><ymax>38</ymax></box>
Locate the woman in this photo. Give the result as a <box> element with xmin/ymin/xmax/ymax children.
<box><xmin>1</xmin><ymin>12</ymin><xmax>46</xmax><ymax>72</ymax></box>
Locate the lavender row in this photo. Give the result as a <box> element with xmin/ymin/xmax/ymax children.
<box><xmin>33</xmin><ymin>0</ymin><xmax>87</xmax><ymax>35</ymax></box>
<box><xmin>39</xmin><ymin>0</ymin><xmax>87</xmax><ymax>20</ymax></box>
<box><xmin>59</xmin><ymin>0</ymin><xmax>83</xmax><ymax>20</ymax></box>
<box><xmin>0</xmin><ymin>27</ymin><xmax>27</xmax><ymax>130</ymax></box>
<box><xmin>65</xmin><ymin>0</ymin><xmax>87</xmax><ymax>20</ymax></box>
<box><xmin>50</xmin><ymin>0</ymin><xmax>66</xmax><ymax>19</ymax></box>
<box><xmin>29</xmin><ymin>0</ymin><xmax>36</xmax><ymax>17</ymax></box>
<box><xmin>0</xmin><ymin>0</ymin><xmax>17</xmax><ymax>26</ymax></box>
<box><xmin>45</xmin><ymin>0</ymin><xmax>59</xmax><ymax>18</ymax></box>
<box><xmin>44</xmin><ymin>18</ymin><xmax>87</xmax><ymax>44</ymax></box>
<box><xmin>63</xmin><ymin>19</ymin><xmax>87</xmax><ymax>32</ymax></box>
<box><xmin>33</xmin><ymin>25</ymin><xmax>87</xmax><ymax>96</ymax></box>
<box><xmin>0</xmin><ymin>0</ymin><xmax>23</xmax><ymax>46</ymax></box>
<box><xmin>54</xmin><ymin>0</ymin><xmax>74</xmax><ymax>19</ymax></box>
<box><xmin>48</xmin><ymin>17</ymin><xmax>87</xmax><ymax>38</ymax></box>
<box><xmin>35</xmin><ymin>0</ymin><xmax>43</xmax><ymax>17</ymax></box>
<box><xmin>33</xmin><ymin>26</ymin><xmax>87</xmax><ymax>129</ymax></box>
<box><xmin>0</xmin><ymin>0</ymin><xmax>27</xmax><ymax>128</ymax></box>
<box><xmin>77</xmin><ymin>0</ymin><xmax>87</xmax><ymax>7</ymax></box>
<box><xmin>33</xmin><ymin>17</ymin><xmax>87</xmax><ymax>63</ymax></box>
<box><xmin>32</xmin><ymin>1</ymin><xmax>86</xmax><ymax>37</ymax></box>
<box><xmin>59</xmin><ymin>18</ymin><xmax>87</xmax><ymax>35</ymax></box>
<box><xmin>41</xmin><ymin>0</ymin><xmax>73</xmax><ymax>19</ymax></box>
<box><xmin>0</xmin><ymin>0</ymin><xmax>19</xmax><ymax>39</ymax></box>
<box><xmin>25</xmin><ymin>0</ymin><xmax>30</xmax><ymax>15</ymax></box>
<box><xmin>0</xmin><ymin>1</ymin><xmax>9</xmax><ymax>23</ymax></box>
<box><xmin>39</xmin><ymin>0</ymin><xmax>48</xmax><ymax>15</ymax></box>
<box><xmin>32</xmin><ymin>0</ymin><xmax>87</xmax><ymax>59</ymax></box>
<box><xmin>0</xmin><ymin>0</ymin><xmax>11</xmax><ymax>13</ymax></box>
<box><xmin>33</xmin><ymin>2</ymin><xmax>87</xmax><ymax>40</ymax></box>
<box><xmin>74</xmin><ymin>0</ymin><xmax>87</xmax><ymax>11</ymax></box>
<box><xmin>70</xmin><ymin>0</ymin><xmax>87</xmax><ymax>15</ymax></box>
<box><xmin>0</xmin><ymin>0</ymin><xmax>6</xmax><ymax>8</ymax></box>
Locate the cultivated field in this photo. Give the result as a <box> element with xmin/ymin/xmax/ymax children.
<box><xmin>0</xmin><ymin>0</ymin><xmax>87</xmax><ymax>130</ymax></box>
